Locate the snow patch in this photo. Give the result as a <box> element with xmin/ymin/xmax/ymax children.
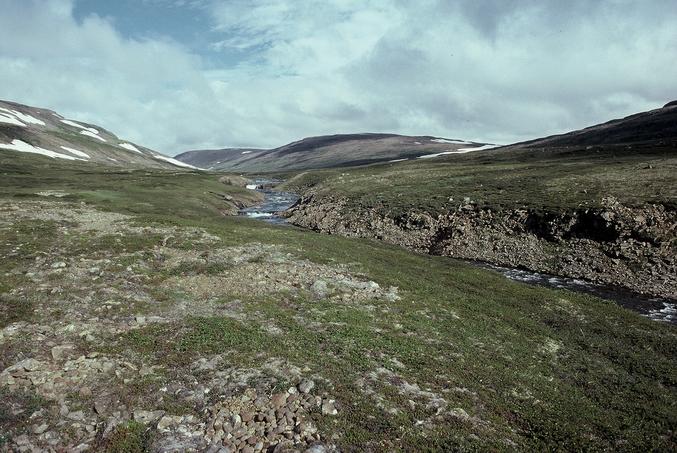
<box><xmin>457</xmin><ymin>144</ymin><xmax>501</xmax><ymax>152</ymax></box>
<box><xmin>418</xmin><ymin>144</ymin><xmax>501</xmax><ymax>159</ymax></box>
<box><xmin>152</xmin><ymin>154</ymin><xmax>199</xmax><ymax>169</ymax></box>
<box><xmin>60</xmin><ymin>146</ymin><xmax>90</xmax><ymax>159</ymax></box>
<box><xmin>0</xmin><ymin>139</ymin><xmax>85</xmax><ymax>161</ymax></box>
<box><xmin>60</xmin><ymin>119</ymin><xmax>99</xmax><ymax>134</ymax></box>
<box><xmin>241</xmin><ymin>151</ymin><xmax>253</xmax><ymax>154</ymax></box>
<box><xmin>80</xmin><ymin>130</ymin><xmax>107</xmax><ymax>142</ymax></box>
<box><xmin>431</xmin><ymin>138</ymin><xmax>470</xmax><ymax>144</ymax></box>
<box><xmin>0</xmin><ymin>113</ymin><xmax>25</xmax><ymax>127</ymax></box>
<box><xmin>119</xmin><ymin>143</ymin><xmax>141</xmax><ymax>153</ymax></box>
<box><xmin>246</xmin><ymin>184</ymin><xmax>259</xmax><ymax>190</ymax></box>
<box><xmin>0</xmin><ymin>108</ymin><xmax>45</xmax><ymax>127</ymax></box>
<box><xmin>389</xmin><ymin>158</ymin><xmax>408</xmax><ymax>163</ymax></box>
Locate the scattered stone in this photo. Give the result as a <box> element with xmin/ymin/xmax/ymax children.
<box><xmin>310</xmin><ymin>280</ymin><xmax>329</xmax><ymax>298</ymax></box>
<box><xmin>298</xmin><ymin>379</ymin><xmax>315</xmax><ymax>394</ymax></box>
<box><xmin>93</xmin><ymin>400</ymin><xmax>107</xmax><ymax>415</ymax></box>
<box><xmin>133</xmin><ymin>409</ymin><xmax>165</xmax><ymax>424</ymax></box>
<box><xmin>79</xmin><ymin>386</ymin><xmax>93</xmax><ymax>397</ymax></box>
<box><xmin>321</xmin><ymin>400</ymin><xmax>338</xmax><ymax>416</ymax></box>
<box><xmin>67</xmin><ymin>411</ymin><xmax>85</xmax><ymax>421</ymax></box>
<box><xmin>32</xmin><ymin>423</ymin><xmax>49</xmax><ymax>434</ymax></box>
<box><xmin>271</xmin><ymin>392</ymin><xmax>288</xmax><ymax>408</ymax></box>
<box><xmin>157</xmin><ymin>415</ymin><xmax>183</xmax><ymax>432</ymax></box>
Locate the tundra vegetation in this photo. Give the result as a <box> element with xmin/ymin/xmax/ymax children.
<box><xmin>0</xmin><ymin>151</ymin><xmax>675</xmax><ymax>452</ymax></box>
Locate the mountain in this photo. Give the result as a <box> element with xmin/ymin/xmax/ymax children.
<box><xmin>175</xmin><ymin>147</ymin><xmax>265</xmax><ymax>169</ymax></box>
<box><xmin>0</xmin><ymin>100</ymin><xmax>197</xmax><ymax>169</ymax></box>
<box><xmin>507</xmin><ymin>101</ymin><xmax>677</xmax><ymax>149</ymax></box>
<box><xmin>175</xmin><ymin>133</ymin><xmax>496</xmax><ymax>172</ymax></box>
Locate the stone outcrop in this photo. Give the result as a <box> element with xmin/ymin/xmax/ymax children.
<box><xmin>285</xmin><ymin>195</ymin><xmax>677</xmax><ymax>299</ymax></box>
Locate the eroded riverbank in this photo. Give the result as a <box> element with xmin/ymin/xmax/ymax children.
<box><xmin>281</xmin><ymin>191</ymin><xmax>676</xmax><ymax>324</ymax></box>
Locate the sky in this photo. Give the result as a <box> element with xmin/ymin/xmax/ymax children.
<box><xmin>0</xmin><ymin>0</ymin><xmax>675</xmax><ymax>156</ymax></box>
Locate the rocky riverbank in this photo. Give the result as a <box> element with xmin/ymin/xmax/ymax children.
<box><xmin>285</xmin><ymin>194</ymin><xmax>677</xmax><ymax>300</ymax></box>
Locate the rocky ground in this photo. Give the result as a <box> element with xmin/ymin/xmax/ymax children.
<box><xmin>0</xmin><ymin>199</ymin><xmax>400</xmax><ymax>452</ymax></box>
<box><xmin>285</xmin><ymin>194</ymin><xmax>677</xmax><ymax>300</ymax></box>
<box><xmin>1</xmin><ymin>190</ymin><xmax>675</xmax><ymax>452</ymax></box>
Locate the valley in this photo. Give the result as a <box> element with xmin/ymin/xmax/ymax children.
<box><xmin>0</xmin><ymin>101</ymin><xmax>675</xmax><ymax>452</ymax></box>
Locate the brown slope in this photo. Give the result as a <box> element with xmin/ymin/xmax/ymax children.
<box><xmin>0</xmin><ymin>100</ymin><xmax>197</xmax><ymax>169</ymax></box>
<box><xmin>175</xmin><ymin>133</ymin><xmax>489</xmax><ymax>172</ymax></box>
<box><xmin>509</xmin><ymin>101</ymin><xmax>677</xmax><ymax>149</ymax></box>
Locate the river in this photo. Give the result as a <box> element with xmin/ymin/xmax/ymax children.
<box><xmin>238</xmin><ymin>178</ymin><xmax>300</xmax><ymax>225</ymax></box>
<box><xmin>240</xmin><ymin>183</ymin><xmax>675</xmax><ymax>325</ymax></box>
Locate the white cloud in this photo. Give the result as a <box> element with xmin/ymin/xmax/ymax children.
<box><xmin>0</xmin><ymin>0</ymin><xmax>675</xmax><ymax>154</ymax></box>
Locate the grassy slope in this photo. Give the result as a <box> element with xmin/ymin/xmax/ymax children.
<box><xmin>0</xmin><ymin>153</ymin><xmax>262</xmax><ymax>218</ymax></box>
<box><xmin>280</xmin><ymin>145</ymin><xmax>677</xmax><ymax>215</ymax></box>
<box><xmin>1</xmin><ymin>153</ymin><xmax>676</xmax><ymax>450</ymax></box>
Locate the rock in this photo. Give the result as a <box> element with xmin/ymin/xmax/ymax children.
<box><xmin>51</xmin><ymin>261</ymin><xmax>67</xmax><ymax>269</ymax></box>
<box><xmin>79</xmin><ymin>386</ymin><xmax>92</xmax><ymax>397</ymax></box>
<box><xmin>139</xmin><ymin>365</ymin><xmax>155</xmax><ymax>376</ymax></box>
<box><xmin>298</xmin><ymin>379</ymin><xmax>315</xmax><ymax>394</ymax></box>
<box><xmin>67</xmin><ymin>411</ymin><xmax>85</xmax><ymax>421</ymax></box>
<box><xmin>93</xmin><ymin>400</ymin><xmax>107</xmax><ymax>415</ymax></box>
<box><xmin>305</xmin><ymin>444</ymin><xmax>328</xmax><ymax>453</ymax></box>
<box><xmin>321</xmin><ymin>399</ymin><xmax>338</xmax><ymax>416</ymax></box>
<box><xmin>32</xmin><ymin>423</ymin><xmax>49</xmax><ymax>434</ymax></box>
<box><xmin>133</xmin><ymin>409</ymin><xmax>165</xmax><ymax>424</ymax></box>
<box><xmin>8</xmin><ymin>358</ymin><xmax>44</xmax><ymax>372</ymax></box>
<box><xmin>157</xmin><ymin>415</ymin><xmax>182</xmax><ymax>432</ymax></box>
<box><xmin>271</xmin><ymin>392</ymin><xmax>288</xmax><ymax>408</ymax></box>
<box><xmin>310</xmin><ymin>280</ymin><xmax>329</xmax><ymax>298</ymax></box>
<box><xmin>134</xmin><ymin>316</ymin><xmax>146</xmax><ymax>325</ymax></box>
<box><xmin>241</xmin><ymin>411</ymin><xmax>253</xmax><ymax>423</ymax></box>
<box><xmin>51</xmin><ymin>345</ymin><xmax>75</xmax><ymax>361</ymax></box>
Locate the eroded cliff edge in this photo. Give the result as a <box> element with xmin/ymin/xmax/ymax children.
<box><xmin>285</xmin><ymin>194</ymin><xmax>677</xmax><ymax>299</ymax></box>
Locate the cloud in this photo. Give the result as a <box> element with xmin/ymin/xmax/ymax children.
<box><xmin>0</xmin><ymin>0</ymin><xmax>675</xmax><ymax>154</ymax></box>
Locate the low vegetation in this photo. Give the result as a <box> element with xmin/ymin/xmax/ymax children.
<box><xmin>280</xmin><ymin>145</ymin><xmax>677</xmax><ymax>215</ymax></box>
<box><xmin>0</xmin><ymin>154</ymin><xmax>675</xmax><ymax>451</ymax></box>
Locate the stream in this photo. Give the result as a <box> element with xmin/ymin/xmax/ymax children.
<box><xmin>238</xmin><ymin>178</ymin><xmax>300</xmax><ymax>225</ymax></box>
<box><xmin>240</xmin><ymin>183</ymin><xmax>675</xmax><ymax>325</ymax></box>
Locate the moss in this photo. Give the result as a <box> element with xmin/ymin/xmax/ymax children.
<box><xmin>100</xmin><ymin>421</ymin><xmax>153</xmax><ymax>453</ymax></box>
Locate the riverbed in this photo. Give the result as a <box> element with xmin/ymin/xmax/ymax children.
<box><xmin>241</xmin><ymin>183</ymin><xmax>675</xmax><ymax>325</ymax></box>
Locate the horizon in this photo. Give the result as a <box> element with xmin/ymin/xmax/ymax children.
<box><xmin>1</xmin><ymin>0</ymin><xmax>675</xmax><ymax>155</ymax></box>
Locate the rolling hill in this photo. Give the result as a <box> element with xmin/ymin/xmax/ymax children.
<box><xmin>0</xmin><ymin>100</ymin><xmax>197</xmax><ymax>169</ymax></box>
<box><xmin>506</xmin><ymin>100</ymin><xmax>677</xmax><ymax>149</ymax></box>
<box><xmin>175</xmin><ymin>133</ymin><xmax>497</xmax><ymax>172</ymax></box>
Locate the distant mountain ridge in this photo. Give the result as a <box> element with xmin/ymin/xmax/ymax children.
<box><xmin>175</xmin><ymin>133</ymin><xmax>493</xmax><ymax>172</ymax></box>
<box><xmin>0</xmin><ymin>100</ymin><xmax>197</xmax><ymax>169</ymax></box>
<box><xmin>508</xmin><ymin>101</ymin><xmax>677</xmax><ymax>149</ymax></box>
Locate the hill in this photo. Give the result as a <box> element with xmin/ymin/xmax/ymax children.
<box><xmin>506</xmin><ymin>101</ymin><xmax>677</xmax><ymax>149</ymax></box>
<box><xmin>282</xmin><ymin>103</ymin><xmax>677</xmax><ymax>300</ymax></box>
<box><xmin>175</xmin><ymin>133</ymin><xmax>496</xmax><ymax>171</ymax></box>
<box><xmin>0</xmin><ymin>100</ymin><xmax>197</xmax><ymax>169</ymax></box>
